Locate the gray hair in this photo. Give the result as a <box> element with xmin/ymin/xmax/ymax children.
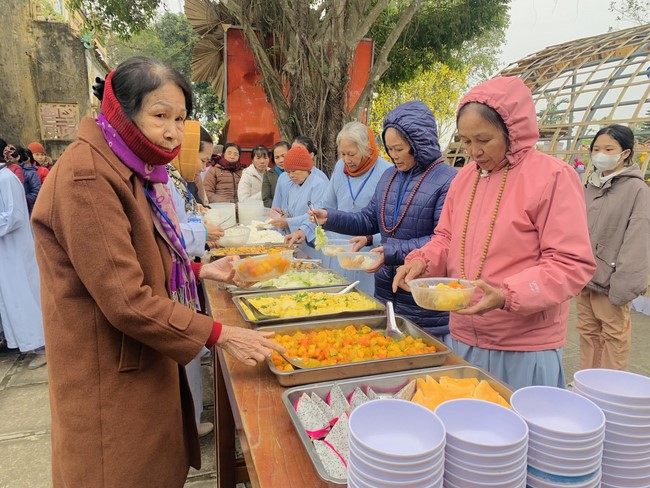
<box><xmin>336</xmin><ymin>122</ymin><xmax>371</xmax><ymax>158</ymax></box>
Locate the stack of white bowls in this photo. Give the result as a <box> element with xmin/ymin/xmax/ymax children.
<box><xmin>435</xmin><ymin>399</ymin><xmax>529</xmax><ymax>488</ymax></box>
<box><xmin>347</xmin><ymin>399</ymin><xmax>445</xmax><ymax>488</ymax></box>
<box><xmin>573</xmin><ymin>369</ymin><xmax>650</xmax><ymax>488</ymax></box>
<box><xmin>510</xmin><ymin>386</ymin><xmax>605</xmax><ymax>488</ymax></box>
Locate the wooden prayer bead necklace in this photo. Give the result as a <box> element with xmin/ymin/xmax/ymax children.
<box><xmin>380</xmin><ymin>160</ymin><xmax>443</xmax><ymax>235</ymax></box>
<box><xmin>459</xmin><ymin>165</ymin><xmax>509</xmax><ymax>280</ymax></box>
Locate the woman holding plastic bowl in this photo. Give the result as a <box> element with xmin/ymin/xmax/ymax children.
<box><xmin>286</xmin><ymin>122</ymin><xmax>392</xmax><ymax>295</ymax></box>
<box><xmin>309</xmin><ymin>102</ymin><xmax>456</xmax><ymax>339</ymax></box>
<box><xmin>392</xmin><ymin>77</ymin><xmax>596</xmax><ymax>389</ymax></box>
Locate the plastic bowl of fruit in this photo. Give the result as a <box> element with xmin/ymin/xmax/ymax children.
<box><xmin>321</xmin><ymin>239</ymin><xmax>355</xmax><ymax>257</ymax></box>
<box><xmin>218</xmin><ymin>225</ymin><xmax>251</xmax><ymax>248</ymax></box>
<box><xmin>232</xmin><ymin>251</ymin><xmax>292</xmax><ymax>282</ymax></box>
<box><xmin>407</xmin><ymin>278</ymin><xmax>476</xmax><ymax>311</ymax></box>
<box><xmin>337</xmin><ymin>251</ymin><xmax>381</xmax><ymax>271</ymax></box>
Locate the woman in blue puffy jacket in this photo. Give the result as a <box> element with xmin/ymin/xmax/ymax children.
<box><xmin>310</xmin><ymin>101</ymin><xmax>456</xmax><ymax>338</ymax></box>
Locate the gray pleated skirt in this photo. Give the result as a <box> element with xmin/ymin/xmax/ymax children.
<box><xmin>450</xmin><ymin>338</ymin><xmax>565</xmax><ymax>391</ymax></box>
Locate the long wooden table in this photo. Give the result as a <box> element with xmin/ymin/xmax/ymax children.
<box><xmin>205</xmin><ymin>280</ymin><xmax>467</xmax><ymax>488</ymax></box>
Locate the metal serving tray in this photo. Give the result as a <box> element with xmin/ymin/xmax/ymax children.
<box><xmin>226</xmin><ymin>269</ymin><xmax>350</xmax><ymax>295</ymax></box>
<box><xmin>281</xmin><ymin>365</ymin><xmax>514</xmax><ymax>486</ymax></box>
<box><xmin>232</xmin><ymin>286</ymin><xmax>385</xmax><ymax>326</ymax></box>
<box><xmin>263</xmin><ymin>315</ymin><xmax>450</xmax><ymax>386</ymax></box>
<box><xmin>209</xmin><ymin>242</ymin><xmax>295</xmax><ymax>260</ymax></box>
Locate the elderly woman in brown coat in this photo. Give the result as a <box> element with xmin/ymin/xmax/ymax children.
<box><xmin>31</xmin><ymin>56</ymin><xmax>283</xmax><ymax>488</ymax></box>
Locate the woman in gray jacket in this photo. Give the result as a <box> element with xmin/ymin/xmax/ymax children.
<box><xmin>577</xmin><ymin>124</ymin><xmax>650</xmax><ymax>371</ymax></box>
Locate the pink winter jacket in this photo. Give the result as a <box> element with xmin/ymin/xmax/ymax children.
<box><xmin>406</xmin><ymin>77</ymin><xmax>596</xmax><ymax>351</ymax></box>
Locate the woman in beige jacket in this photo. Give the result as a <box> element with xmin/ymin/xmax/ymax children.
<box><xmin>577</xmin><ymin>124</ymin><xmax>650</xmax><ymax>370</ymax></box>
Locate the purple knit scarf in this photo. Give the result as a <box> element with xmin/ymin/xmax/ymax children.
<box><xmin>98</xmin><ymin>115</ymin><xmax>199</xmax><ymax>310</ymax></box>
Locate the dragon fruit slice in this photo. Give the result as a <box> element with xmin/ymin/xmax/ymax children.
<box><xmin>325</xmin><ymin>415</ymin><xmax>350</xmax><ymax>463</ymax></box>
<box><xmin>295</xmin><ymin>393</ymin><xmax>331</xmax><ymax>439</ymax></box>
<box><xmin>310</xmin><ymin>392</ymin><xmax>337</xmax><ymax>426</ymax></box>
<box><xmin>313</xmin><ymin>439</ymin><xmax>347</xmax><ymax>480</ymax></box>
<box><xmin>348</xmin><ymin>387</ymin><xmax>370</xmax><ymax>410</ymax></box>
<box><xmin>393</xmin><ymin>379</ymin><xmax>416</xmax><ymax>400</ymax></box>
<box><xmin>326</xmin><ymin>385</ymin><xmax>350</xmax><ymax>418</ymax></box>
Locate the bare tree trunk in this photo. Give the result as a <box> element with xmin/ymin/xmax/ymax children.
<box><xmin>223</xmin><ymin>0</ymin><xmax>424</xmax><ymax>173</ymax></box>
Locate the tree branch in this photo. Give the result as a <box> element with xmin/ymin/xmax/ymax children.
<box><xmin>350</xmin><ymin>0</ymin><xmax>391</xmax><ymax>48</ymax></box>
<box><xmin>349</xmin><ymin>0</ymin><xmax>424</xmax><ymax>120</ymax></box>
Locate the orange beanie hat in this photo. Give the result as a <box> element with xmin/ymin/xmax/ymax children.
<box><xmin>283</xmin><ymin>146</ymin><xmax>314</xmax><ymax>171</ymax></box>
<box><xmin>28</xmin><ymin>142</ymin><xmax>45</xmax><ymax>154</ymax></box>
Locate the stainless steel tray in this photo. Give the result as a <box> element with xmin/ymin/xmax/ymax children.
<box><xmin>226</xmin><ymin>269</ymin><xmax>350</xmax><ymax>295</ymax></box>
<box><xmin>281</xmin><ymin>365</ymin><xmax>514</xmax><ymax>486</ymax></box>
<box><xmin>209</xmin><ymin>242</ymin><xmax>295</xmax><ymax>260</ymax></box>
<box><xmin>232</xmin><ymin>286</ymin><xmax>385</xmax><ymax>326</ymax></box>
<box><xmin>263</xmin><ymin>315</ymin><xmax>450</xmax><ymax>386</ymax></box>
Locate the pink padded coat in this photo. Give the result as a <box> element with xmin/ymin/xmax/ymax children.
<box><xmin>406</xmin><ymin>77</ymin><xmax>596</xmax><ymax>351</ymax></box>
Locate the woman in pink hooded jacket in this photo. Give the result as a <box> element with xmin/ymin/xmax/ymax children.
<box><xmin>394</xmin><ymin>77</ymin><xmax>596</xmax><ymax>389</ymax></box>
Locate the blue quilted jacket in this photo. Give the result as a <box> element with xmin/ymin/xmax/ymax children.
<box><xmin>325</xmin><ymin>101</ymin><xmax>456</xmax><ymax>336</ymax></box>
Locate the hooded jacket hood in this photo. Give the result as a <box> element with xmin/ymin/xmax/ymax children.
<box><xmin>382</xmin><ymin>101</ymin><xmax>441</xmax><ymax>169</ymax></box>
<box><xmin>588</xmin><ymin>163</ymin><xmax>645</xmax><ymax>190</ymax></box>
<box><xmin>458</xmin><ymin>76</ymin><xmax>539</xmax><ymax>169</ymax></box>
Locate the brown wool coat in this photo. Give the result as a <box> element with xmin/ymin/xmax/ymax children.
<box><xmin>31</xmin><ymin>118</ymin><xmax>215</xmax><ymax>488</ymax></box>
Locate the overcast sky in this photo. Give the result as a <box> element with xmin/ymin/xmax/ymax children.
<box><xmin>499</xmin><ymin>0</ymin><xmax>639</xmax><ymax>68</ymax></box>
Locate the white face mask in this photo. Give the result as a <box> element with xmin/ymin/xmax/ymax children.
<box><xmin>591</xmin><ymin>152</ymin><xmax>624</xmax><ymax>171</ymax></box>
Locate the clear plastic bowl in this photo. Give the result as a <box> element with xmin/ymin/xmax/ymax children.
<box><xmin>232</xmin><ymin>251</ymin><xmax>292</xmax><ymax>282</ymax></box>
<box><xmin>218</xmin><ymin>225</ymin><xmax>251</xmax><ymax>248</ymax></box>
<box><xmin>407</xmin><ymin>278</ymin><xmax>476</xmax><ymax>311</ymax></box>
<box><xmin>321</xmin><ymin>239</ymin><xmax>354</xmax><ymax>257</ymax></box>
<box><xmin>337</xmin><ymin>252</ymin><xmax>381</xmax><ymax>270</ymax></box>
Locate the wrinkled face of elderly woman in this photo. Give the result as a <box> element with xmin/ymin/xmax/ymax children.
<box><xmin>133</xmin><ymin>81</ymin><xmax>187</xmax><ymax>151</ymax></box>
<box><xmin>338</xmin><ymin>137</ymin><xmax>364</xmax><ymax>172</ymax></box>
<box><xmin>457</xmin><ymin>105</ymin><xmax>508</xmax><ymax>173</ymax></box>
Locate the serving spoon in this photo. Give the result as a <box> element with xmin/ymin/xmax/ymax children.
<box><xmin>332</xmin><ymin>280</ymin><xmax>360</xmax><ymax>295</ymax></box>
<box><xmin>240</xmin><ymin>296</ymin><xmax>279</xmax><ymax>320</ymax></box>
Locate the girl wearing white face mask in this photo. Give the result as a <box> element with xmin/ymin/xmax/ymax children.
<box><xmin>577</xmin><ymin>124</ymin><xmax>650</xmax><ymax>371</ymax></box>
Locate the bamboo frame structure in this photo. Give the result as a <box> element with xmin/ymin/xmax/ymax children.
<box><xmin>445</xmin><ymin>24</ymin><xmax>650</xmax><ymax>180</ymax></box>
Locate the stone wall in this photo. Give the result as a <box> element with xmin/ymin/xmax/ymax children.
<box><xmin>0</xmin><ymin>0</ymin><xmax>94</xmax><ymax>159</ymax></box>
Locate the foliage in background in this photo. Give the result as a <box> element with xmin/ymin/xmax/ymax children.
<box><xmin>106</xmin><ymin>13</ymin><xmax>224</xmax><ymax>138</ymax></box>
<box><xmin>67</xmin><ymin>0</ymin><xmax>160</xmax><ymax>39</ymax></box>
<box><xmin>69</xmin><ymin>0</ymin><xmax>509</xmax><ymax>170</ymax></box>
<box><xmin>369</xmin><ymin>63</ymin><xmax>469</xmax><ymax>150</ymax></box>
<box><xmin>609</xmin><ymin>0</ymin><xmax>650</xmax><ymax>24</ymax></box>
<box><xmin>370</xmin><ymin>0</ymin><xmax>509</xmax><ymax>86</ymax></box>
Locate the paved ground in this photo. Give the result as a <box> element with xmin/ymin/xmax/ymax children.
<box><xmin>1</xmin><ymin>301</ymin><xmax>649</xmax><ymax>487</ymax></box>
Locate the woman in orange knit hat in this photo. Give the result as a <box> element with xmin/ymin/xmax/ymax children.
<box><xmin>268</xmin><ymin>145</ymin><xmax>329</xmax><ymax>250</ymax></box>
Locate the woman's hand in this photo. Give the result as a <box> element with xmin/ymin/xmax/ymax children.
<box><xmin>217</xmin><ymin>325</ymin><xmax>286</xmax><ymax>366</ymax></box>
<box><xmin>455</xmin><ymin>280</ymin><xmax>505</xmax><ymax>315</ymax></box>
<box><xmin>269</xmin><ymin>217</ymin><xmax>289</xmax><ymax>229</ymax></box>
<box><xmin>392</xmin><ymin>260</ymin><xmax>426</xmax><ymax>292</ymax></box>
<box><xmin>363</xmin><ymin>247</ymin><xmax>384</xmax><ymax>273</ymax></box>
<box><xmin>198</xmin><ymin>255</ymin><xmax>238</xmax><ymax>284</ymax></box>
<box><xmin>197</xmin><ymin>204</ymin><xmax>207</xmax><ymax>214</ymax></box>
<box><xmin>308</xmin><ymin>209</ymin><xmax>328</xmax><ymax>226</ymax></box>
<box><xmin>285</xmin><ymin>229</ymin><xmax>306</xmax><ymax>246</ymax></box>
<box><xmin>204</xmin><ymin>222</ymin><xmax>225</xmax><ymax>242</ymax></box>
<box><xmin>349</xmin><ymin>236</ymin><xmax>367</xmax><ymax>252</ymax></box>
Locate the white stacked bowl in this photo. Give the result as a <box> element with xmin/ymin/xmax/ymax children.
<box><xmin>347</xmin><ymin>399</ymin><xmax>445</xmax><ymax>488</ymax></box>
<box><xmin>510</xmin><ymin>386</ymin><xmax>605</xmax><ymax>488</ymax></box>
<box><xmin>573</xmin><ymin>369</ymin><xmax>650</xmax><ymax>488</ymax></box>
<box><xmin>434</xmin><ymin>399</ymin><xmax>528</xmax><ymax>488</ymax></box>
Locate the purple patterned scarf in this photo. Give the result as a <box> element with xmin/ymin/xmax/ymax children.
<box><xmin>98</xmin><ymin>115</ymin><xmax>199</xmax><ymax>310</ymax></box>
